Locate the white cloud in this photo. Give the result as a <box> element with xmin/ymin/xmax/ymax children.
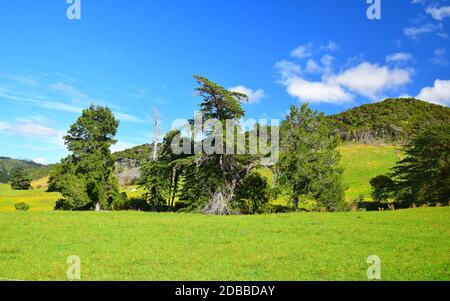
<box><xmin>404</xmin><ymin>23</ymin><xmax>442</xmax><ymax>38</ymax></box>
<box><xmin>284</xmin><ymin>78</ymin><xmax>353</xmax><ymax>104</ymax></box>
<box><xmin>0</xmin><ymin>88</ymin><xmax>83</xmax><ymax>113</ymax></box>
<box><xmin>276</xmin><ymin>61</ymin><xmax>412</xmax><ymax>104</ymax></box>
<box><xmin>416</xmin><ymin>79</ymin><xmax>450</xmax><ymax>106</ymax></box>
<box><xmin>329</xmin><ymin>62</ymin><xmax>413</xmax><ymax>99</ymax></box>
<box><xmin>229</xmin><ymin>86</ymin><xmax>265</xmax><ymax>104</ymax></box>
<box><xmin>303</xmin><ymin>55</ymin><xmax>335</xmax><ymax>76</ymax></box>
<box><xmin>386</xmin><ymin>52</ymin><xmax>413</xmax><ymax>63</ymax></box>
<box><xmin>321</xmin><ymin>41</ymin><xmax>339</xmax><ymax>52</ymax></box>
<box><xmin>274</xmin><ymin>61</ymin><xmax>302</xmax><ymax>80</ymax></box>
<box><xmin>110</xmin><ymin>141</ymin><xmax>138</xmax><ymax>153</ymax></box>
<box><xmin>290</xmin><ymin>41</ymin><xmax>339</xmax><ymax>60</ymax></box>
<box><xmin>0</xmin><ymin>119</ymin><xmax>59</xmax><ymax>138</ymax></box>
<box><xmin>48</xmin><ymin>82</ymin><xmax>87</xmax><ymax>101</ymax></box>
<box><xmin>290</xmin><ymin>43</ymin><xmax>313</xmax><ymax>59</ymax></box>
<box><xmin>114</xmin><ymin>112</ymin><xmax>146</xmax><ymax>123</ymax></box>
<box><xmin>0</xmin><ymin>121</ymin><xmax>11</xmax><ymax>130</ymax></box>
<box><xmin>430</xmin><ymin>48</ymin><xmax>448</xmax><ymax>65</ymax></box>
<box><xmin>15</xmin><ymin>122</ymin><xmax>57</xmax><ymax>137</ymax></box>
<box><xmin>426</xmin><ymin>6</ymin><xmax>450</xmax><ymax>20</ymax></box>
<box><xmin>305</xmin><ymin>59</ymin><xmax>322</xmax><ymax>74</ymax></box>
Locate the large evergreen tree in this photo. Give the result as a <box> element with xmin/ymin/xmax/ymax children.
<box><xmin>10</xmin><ymin>167</ymin><xmax>32</xmax><ymax>190</ymax></box>
<box><xmin>377</xmin><ymin>124</ymin><xmax>450</xmax><ymax>206</ymax></box>
<box><xmin>49</xmin><ymin>105</ymin><xmax>120</xmax><ymax>211</ymax></box>
<box><xmin>275</xmin><ymin>104</ymin><xmax>345</xmax><ymax>212</ymax></box>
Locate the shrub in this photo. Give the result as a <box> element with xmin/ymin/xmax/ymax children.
<box><xmin>15</xmin><ymin>202</ymin><xmax>30</xmax><ymax>212</ymax></box>
<box><xmin>234</xmin><ymin>172</ymin><xmax>272</xmax><ymax>214</ymax></box>
<box><xmin>111</xmin><ymin>193</ymin><xmax>130</xmax><ymax>211</ymax></box>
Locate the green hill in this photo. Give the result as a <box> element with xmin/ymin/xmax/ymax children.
<box><xmin>0</xmin><ymin>157</ymin><xmax>55</xmax><ymax>183</ymax></box>
<box><xmin>328</xmin><ymin>98</ymin><xmax>450</xmax><ymax>143</ymax></box>
<box><xmin>114</xmin><ymin>144</ymin><xmax>154</xmax><ymax>163</ymax></box>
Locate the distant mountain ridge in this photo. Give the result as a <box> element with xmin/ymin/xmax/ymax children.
<box><xmin>327</xmin><ymin>98</ymin><xmax>450</xmax><ymax>143</ymax></box>
<box><xmin>0</xmin><ymin>157</ymin><xmax>55</xmax><ymax>183</ymax></box>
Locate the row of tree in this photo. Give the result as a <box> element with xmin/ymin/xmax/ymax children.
<box><xmin>46</xmin><ymin>75</ymin><xmax>449</xmax><ymax>213</ymax></box>
<box><xmin>47</xmin><ymin>76</ymin><xmax>346</xmax><ymax>213</ymax></box>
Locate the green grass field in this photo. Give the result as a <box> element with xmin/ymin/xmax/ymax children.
<box><xmin>0</xmin><ymin>144</ymin><xmax>448</xmax><ymax>281</ymax></box>
<box><xmin>0</xmin><ymin>182</ymin><xmax>60</xmax><ymax>212</ymax></box>
<box><xmin>0</xmin><ymin>208</ymin><xmax>448</xmax><ymax>280</ymax></box>
<box><xmin>339</xmin><ymin>144</ymin><xmax>400</xmax><ymax>201</ymax></box>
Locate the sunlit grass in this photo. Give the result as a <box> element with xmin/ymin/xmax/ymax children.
<box><xmin>0</xmin><ymin>207</ymin><xmax>448</xmax><ymax>280</ymax></box>
<box><xmin>338</xmin><ymin>144</ymin><xmax>400</xmax><ymax>201</ymax></box>
<box><xmin>0</xmin><ymin>182</ymin><xmax>60</xmax><ymax>212</ymax></box>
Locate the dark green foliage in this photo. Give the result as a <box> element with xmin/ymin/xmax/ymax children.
<box><xmin>15</xmin><ymin>202</ymin><xmax>30</xmax><ymax>211</ymax></box>
<box><xmin>275</xmin><ymin>104</ymin><xmax>345</xmax><ymax>212</ymax></box>
<box><xmin>49</xmin><ymin>105</ymin><xmax>121</xmax><ymax>211</ymax></box>
<box><xmin>140</xmin><ymin>130</ymin><xmax>192</xmax><ymax>210</ymax></box>
<box><xmin>370</xmin><ymin>175</ymin><xmax>394</xmax><ymax>202</ymax></box>
<box><xmin>194</xmin><ymin>75</ymin><xmax>247</xmax><ymax>121</ymax></box>
<box><xmin>328</xmin><ymin>98</ymin><xmax>450</xmax><ymax>143</ymax></box>
<box><xmin>234</xmin><ymin>172</ymin><xmax>272</xmax><ymax>214</ymax></box>
<box><xmin>387</xmin><ymin>124</ymin><xmax>450</xmax><ymax>206</ymax></box>
<box><xmin>111</xmin><ymin>194</ymin><xmax>153</xmax><ymax>211</ymax></box>
<box><xmin>10</xmin><ymin>167</ymin><xmax>32</xmax><ymax>190</ymax></box>
<box><xmin>188</xmin><ymin>76</ymin><xmax>261</xmax><ymax>214</ymax></box>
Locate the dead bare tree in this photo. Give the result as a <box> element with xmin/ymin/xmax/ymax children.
<box><xmin>152</xmin><ymin>107</ymin><xmax>159</xmax><ymax>161</ymax></box>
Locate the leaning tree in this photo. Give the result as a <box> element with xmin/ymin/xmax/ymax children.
<box><xmin>187</xmin><ymin>75</ymin><xmax>260</xmax><ymax>215</ymax></box>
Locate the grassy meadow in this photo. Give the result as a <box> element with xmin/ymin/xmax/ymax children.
<box><xmin>1</xmin><ymin>144</ymin><xmax>448</xmax><ymax>281</ymax></box>
<box><xmin>338</xmin><ymin>144</ymin><xmax>400</xmax><ymax>201</ymax></box>
<box><xmin>0</xmin><ymin>207</ymin><xmax>448</xmax><ymax>280</ymax></box>
<box><xmin>0</xmin><ymin>181</ymin><xmax>60</xmax><ymax>212</ymax></box>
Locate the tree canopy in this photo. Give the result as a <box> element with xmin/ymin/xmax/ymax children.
<box><xmin>372</xmin><ymin>123</ymin><xmax>450</xmax><ymax>206</ymax></box>
<box><xmin>275</xmin><ymin>104</ymin><xmax>345</xmax><ymax>212</ymax></box>
<box><xmin>10</xmin><ymin>167</ymin><xmax>32</xmax><ymax>190</ymax></box>
<box><xmin>49</xmin><ymin>105</ymin><xmax>121</xmax><ymax>211</ymax></box>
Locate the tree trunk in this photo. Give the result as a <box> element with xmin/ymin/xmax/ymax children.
<box><xmin>153</xmin><ymin>108</ymin><xmax>159</xmax><ymax>161</ymax></box>
<box><xmin>95</xmin><ymin>202</ymin><xmax>100</xmax><ymax>211</ymax></box>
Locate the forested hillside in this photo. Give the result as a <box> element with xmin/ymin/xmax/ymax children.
<box><xmin>0</xmin><ymin>157</ymin><xmax>54</xmax><ymax>183</ymax></box>
<box><xmin>328</xmin><ymin>98</ymin><xmax>450</xmax><ymax>143</ymax></box>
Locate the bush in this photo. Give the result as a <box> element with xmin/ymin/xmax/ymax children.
<box><xmin>234</xmin><ymin>172</ymin><xmax>273</xmax><ymax>214</ymax></box>
<box><xmin>267</xmin><ymin>204</ymin><xmax>296</xmax><ymax>214</ymax></box>
<box><xmin>111</xmin><ymin>193</ymin><xmax>130</xmax><ymax>211</ymax></box>
<box><xmin>15</xmin><ymin>202</ymin><xmax>30</xmax><ymax>212</ymax></box>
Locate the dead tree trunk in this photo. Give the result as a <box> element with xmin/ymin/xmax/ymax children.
<box><xmin>152</xmin><ymin>108</ymin><xmax>159</xmax><ymax>161</ymax></box>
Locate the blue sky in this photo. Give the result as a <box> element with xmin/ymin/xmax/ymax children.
<box><xmin>0</xmin><ymin>0</ymin><xmax>449</xmax><ymax>164</ymax></box>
